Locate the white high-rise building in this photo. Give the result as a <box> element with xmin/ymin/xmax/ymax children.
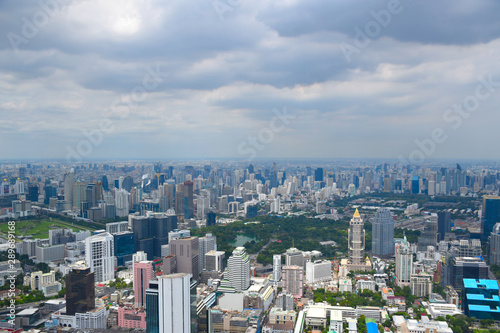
<box><xmin>273</xmin><ymin>254</ymin><xmax>282</xmax><ymax>286</ymax></box>
<box><xmin>395</xmin><ymin>236</ymin><xmax>413</xmax><ymax>287</ymax></box>
<box><xmin>64</xmin><ymin>170</ymin><xmax>76</xmax><ymax>207</ymax></box>
<box><xmin>226</xmin><ymin>247</ymin><xmax>250</xmax><ymax>291</ymax></box>
<box><xmin>85</xmin><ymin>232</ymin><xmax>115</xmax><ymax>282</ymax></box>
<box><xmin>305</xmin><ymin>260</ymin><xmax>332</xmax><ymax>284</ymax></box>
<box><xmin>199</xmin><ymin>234</ymin><xmax>217</xmax><ymax>271</ymax></box>
<box><xmin>158</xmin><ymin>273</ymin><xmax>191</xmax><ymax>333</ymax></box>
<box><xmin>114</xmin><ymin>188</ymin><xmax>130</xmax><ymax>217</ymax></box>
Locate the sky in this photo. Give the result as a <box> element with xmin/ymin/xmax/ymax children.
<box><xmin>1</xmin><ymin>0</ymin><xmax>500</xmax><ymax>162</ymax></box>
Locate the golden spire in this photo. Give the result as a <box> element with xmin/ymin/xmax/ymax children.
<box><xmin>353</xmin><ymin>208</ymin><xmax>361</xmax><ymax>218</ymax></box>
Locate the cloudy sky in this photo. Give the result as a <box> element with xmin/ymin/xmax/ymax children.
<box><xmin>1</xmin><ymin>0</ymin><xmax>500</xmax><ymax>162</ymax></box>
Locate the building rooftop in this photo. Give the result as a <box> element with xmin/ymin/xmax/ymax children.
<box><xmin>463</xmin><ymin>279</ymin><xmax>499</xmax><ymax>290</ymax></box>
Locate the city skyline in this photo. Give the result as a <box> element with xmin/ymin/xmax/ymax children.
<box><xmin>1</xmin><ymin>1</ymin><xmax>500</xmax><ymax>161</ymax></box>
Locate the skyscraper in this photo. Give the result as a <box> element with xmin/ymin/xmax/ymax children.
<box><xmin>113</xmin><ymin>231</ymin><xmax>135</xmax><ymax>266</ymax></box>
<box><xmin>66</xmin><ymin>267</ymin><xmax>95</xmax><ymax>315</ymax></box>
<box><xmin>170</xmin><ymin>237</ymin><xmax>199</xmax><ymax>279</ymax></box>
<box><xmin>225</xmin><ymin>247</ymin><xmax>250</xmax><ymax>291</ymax></box>
<box><xmin>372</xmin><ymin>208</ymin><xmax>394</xmax><ymax>257</ymax></box>
<box><xmin>198</xmin><ymin>234</ymin><xmax>216</xmax><ymax>271</ymax></box>
<box><xmin>146</xmin><ymin>280</ymin><xmax>159</xmax><ymax>333</ymax></box>
<box><xmin>348</xmin><ymin>209</ymin><xmax>367</xmax><ymax>270</ymax></box>
<box><xmin>482</xmin><ymin>195</ymin><xmax>500</xmax><ymax>239</ymax></box>
<box><xmin>134</xmin><ymin>261</ymin><xmax>155</xmax><ymax>308</ymax></box>
<box><xmin>418</xmin><ymin>213</ymin><xmax>438</xmax><ymax>251</ymax></box>
<box><xmin>131</xmin><ymin>213</ymin><xmax>177</xmax><ymax>260</ymax></box>
<box><xmin>183</xmin><ymin>180</ymin><xmax>194</xmax><ymax>219</ymax></box>
<box><xmin>204</xmin><ymin>250</ymin><xmax>225</xmax><ymax>272</ymax></box>
<box><xmin>490</xmin><ymin>222</ymin><xmax>500</xmax><ymax>266</ymax></box>
<box><xmin>282</xmin><ymin>265</ymin><xmax>303</xmax><ymax>298</ymax></box>
<box><xmin>395</xmin><ymin>237</ymin><xmax>413</xmax><ymax>287</ymax></box>
<box><xmin>273</xmin><ymin>254</ymin><xmax>282</xmax><ymax>285</ymax></box>
<box><xmin>63</xmin><ymin>170</ymin><xmax>75</xmax><ymax>206</ymax></box>
<box><xmin>85</xmin><ymin>232</ymin><xmax>115</xmax><ymax>282</ymax></box>
<box><xmin>158</xmin><ymin>273</ymin><xmax>192</xmax><ymax>333</ymax></box>
<box><xmin>437</xmin><ymin>210</ymin><xmax>452</xmax><ymax>241</ymax></box>
<box><xmin>314</xmin><ymin>168</ymin><xmax>324</xmax><ymax>182</ymax></box>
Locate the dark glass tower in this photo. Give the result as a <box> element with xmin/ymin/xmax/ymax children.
<box><xmin>438</xmin><ymin>210</ymin><xmax>451</xmax><ymax>241</ymax></box>
<box><xmin>482</xmin><ymin>196</ymin><xmax>500</xmax><ymax>239</ymax></box>
<box><xmin>146</xmin><ymin>280</ymin><xmax>159</xmax><ymax>333</ymax></box>
<box><xmin>66</xmin><ymin>267</ymin><xmax>95</xmax><ymax>315</ymax></box>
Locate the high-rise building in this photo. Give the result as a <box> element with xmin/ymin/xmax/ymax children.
<box><xmin>437</xmin><ymin>211</ymin><xmax>452</xmax><ymax>241</ymax></box>
<box><xmin>490</xmin><ymin>222</ymin><xmax>500</xmax><ymax>266</ymax></box>
<box><xmin>85</xmin><ymin>232</ymin><xmax>115</xmax><ymax>282</ymax></box>
<box><xmin>206</xmin><ymin>211</ymin><xmax>216</xmax><ymax>226</ymax></box>
<box><xmin>146</xmin><ymin>280</ymin><xmax>159</xmax><ymax>333</ymax></box>
<box><xmin>411</xmin><ymin>176</ymin><xmax>420</xmax><ymax>194</ymax></box>
<box><xmin>273</xmin><ymin>254</ymin><xmax>282</xmax><ymax>285</ymax></box>
<box><xmin>285</xmin><ymin>247</ymin><xmax>303</xmax><ymax>267</ymax></box>
<box><xmin>183</xmin><ymin>181</ymin><xmax>194</xmax><ymax>219</ymax></box>
<box><xmin>66</xmin><ymin>267</ymin><xmax>95</xmax><ymax>315</ymax></box>
<box><xmin>482</xmin><ymin>195</ymin><xmax>500</xmax><ymax>239</ymax></box>
<box><xmin>225</xmin><ymin>247</ymin><xmax>250</xmax><ymax>291</ymax></box>
<box><xmin>418</xmin><ymin>213</ymin><xmax>438</xmax><ymax>251</ymax></box>
<box><xmin>442</xmin><ymin>257</ymin><xmax>488</xmax><ymax>290</ymax></box>
<box><xmin>134</xmin><ymin>261</ymin><xmax>155</xmax><ymax>308</ymax></box>
<box><xmin>158</xmin><ymin>273</ymin><xmax>192</xmax><ymax>333</ymax></box>
<box><xmin>205</xmin><ymin>250</ymin><xmax>225</xmax><ymax>272</ymax></box>
<box><xmin>64</xmin><ymin>170</ymin><xmax>76</xmax><ymax>206</ymax></box>
<box><xmin>372</xmin><ymin>208</ymin><xmax>394</xmax><ymax>257</ymax></box>
<box><xmin>114</xmin><ymin>231</ymin><xmax>135</xmax><ymax>267</ymax></box>
<box><xmin>131</xmin><ymin>213</ymin><xmax>177</xmax><ymax>260</ymax></box>
<box><xmin>463</xmin><ymin>279</ymin><xmax>500</xmax><ymax>320</ymax></box>
<box><xmin>73</xmin><ymin>181</ymin><xmax>86</xmax><ymax>210</ymax></box>
<box><xmin>395</xmin><ymin>237</ymin><xmax>413</xmax><ymax>287</ymax></box>
<box><xmin>314</xmin><ymin>168</ymin><xmax>324</xmax><ymax>182</ymax></box>
<box><xmin>348</xmin><ymin>209</ymin><xmax>366</xmax><ymax>269</ymax></box>
<box><xmin>170</xmin><ymin>237</ymin><xmax>199</xmax><ymax>279</ymax></box>
<box><xmin>282</xmin><ymin>265</ymin><xmax>303</xmax><ymax>298</ymax></box>
<box><xmin>199</xmin><ymin>234</ymin><xmax>216</xmax><ymax>271</ymax></box>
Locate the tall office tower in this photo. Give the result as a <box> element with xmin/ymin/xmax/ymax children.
<box><xmin>114</xmin><ymin>231</ymin><xmax>135</xmax><ymax>266</ymax></box>
<box><xmin>348</xmin><ymin>209</ymin><xmax>365</xmax><ymax>266</ymax></box>
<box><xmin>490</xmin><ymin>223</ymin><xmax>500</xmax><ymax>266</ymax></box>
<box><xmin>64</xmin><ymin>170</ymin><xmax>76</xmax><ymax>206</ymax></box>
<box><xmin>437</xmin><ymin>210</ymin><xmax>452</xmax><ymax>241</ymax></box>
<box><xmin>115</xmin><ymin>188</ymin><xmax>130</xmax><ymax>217</ymax></box>
<box><xmin>85</xmin><ymin>232</ymin><xmax>115</xmax><ymax>282</ymax></box>
<box><xmin>282</xmin><ymin>266</ymin><xmax>304</xmax><ymax>298</ymax></box>
<box><xmin>199</xmin><ymin>234</ymin><xmax>217</xmax><ymax>271</ymax></box>
<box><xmin>285</xmin><ymin>247</ymin><xmax>304</xmax><ymax>267</ymax></box>
<box><xmin>146</xmin><ymin>280</ymin><xmax>159</xmax><ymax>333</ymax></box>
<box><xmin>183</xmin><ymin>180</ymin><xmax>194</xmax><ymax>219</ymax></box>
<box><xmin>314</xmin><ymin>168</ymin><xmax>324</xmax><ymax>182</ymax></box>
<box><xmin>131</xmin><ymin>213</ymin><xmax>177</xmax><ymax>260</ymax></box>
<box><xmin>163</xmin><ymin>183</ymin><xmax>175</xmax><ymax>210</ymax></box>
<box><xmin>157</xmin><ymin>273</ymin><xmax>192</xmax><ymax>333</ymax></box>
<box><xmin>428</xmin><ymin>180</ymin><xmax>435</xmax><ymax>196</ymax></box>
<box><xmin>411</xmin><ymin>176</ymin><xmax>420</xmax><ymax>194</ymax></box>
<box><xmin>197</xmin><ymin>192</ymin><xmax>210</xmax><ymax>220</ymax></box>
<box><xmin>101</xmin><ymin>175</ymin><xmax>109</xmax><ymax>191</ymax></box>
<box><xmin>66</xmin><ymin>267</ymin><xmax>95</xmax><ymax>315</ymax></box>
<box><xmin>73</xmin><ymin>181</ymin><xmax>86</xmax><ymax>210</ymax></box>
<box><xmin>226</xmin><ymin>247</ymin><xmax>250</xmax><ymax>291</ymax></box>
<box><xmin>395</xmin><ymin>237</ymin><xmax>413</xmax><ymax>287</ymax></box>
<box><xmin>482</xmin><ymin>195</ymin><xmax>500</xmax><ymax>239</ymax></box>
<box><xmin>273</xmin><ymin>254</ymin><xmax>282</xmax><ymax>285</ymax></box>
<box><xmin>122</xmin><ymin>176</ymin><xmax>134</xmax><ymax>192</ymax></box>
<box><xmin>205</xmin><ymin>250</ymin><xmax>225</xmax><ymax>272</ymax></box>
<box><xmin>134</xmin><ymin>261</ymin><xmax>155</xmax><ymax>308</ymax></box>
<box><xmin>372</xmin><ymin>208</ymin><xmax>394</xmax><ymax>257</ymax></box>
<box><xmin>206</xmin><ymin>211</ymin><xmax>216</xmax><ymax>227</ymax></box>
<box><xmin>26</xmin><ymin>184</ymin><xmax>39</xmax><ymax>202</ymax></box>
<box><xmin>418</xmin><ymin>213</ymin><xmax>438</xmax><ymax>251</ymax></box>
<box><xmin>170</xmin><ymin>237</ymin><xmax>199</xmax><ymax>279</ymax></box>
<box><xmin>442</xmin><ymin>257</ymin><xmax>489</xmax><ymax>290</ymax></box>
<box><xmin>175</xmin><ymin>183</ymin><xmax>184</xmax><ymax>217</ymax></box>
